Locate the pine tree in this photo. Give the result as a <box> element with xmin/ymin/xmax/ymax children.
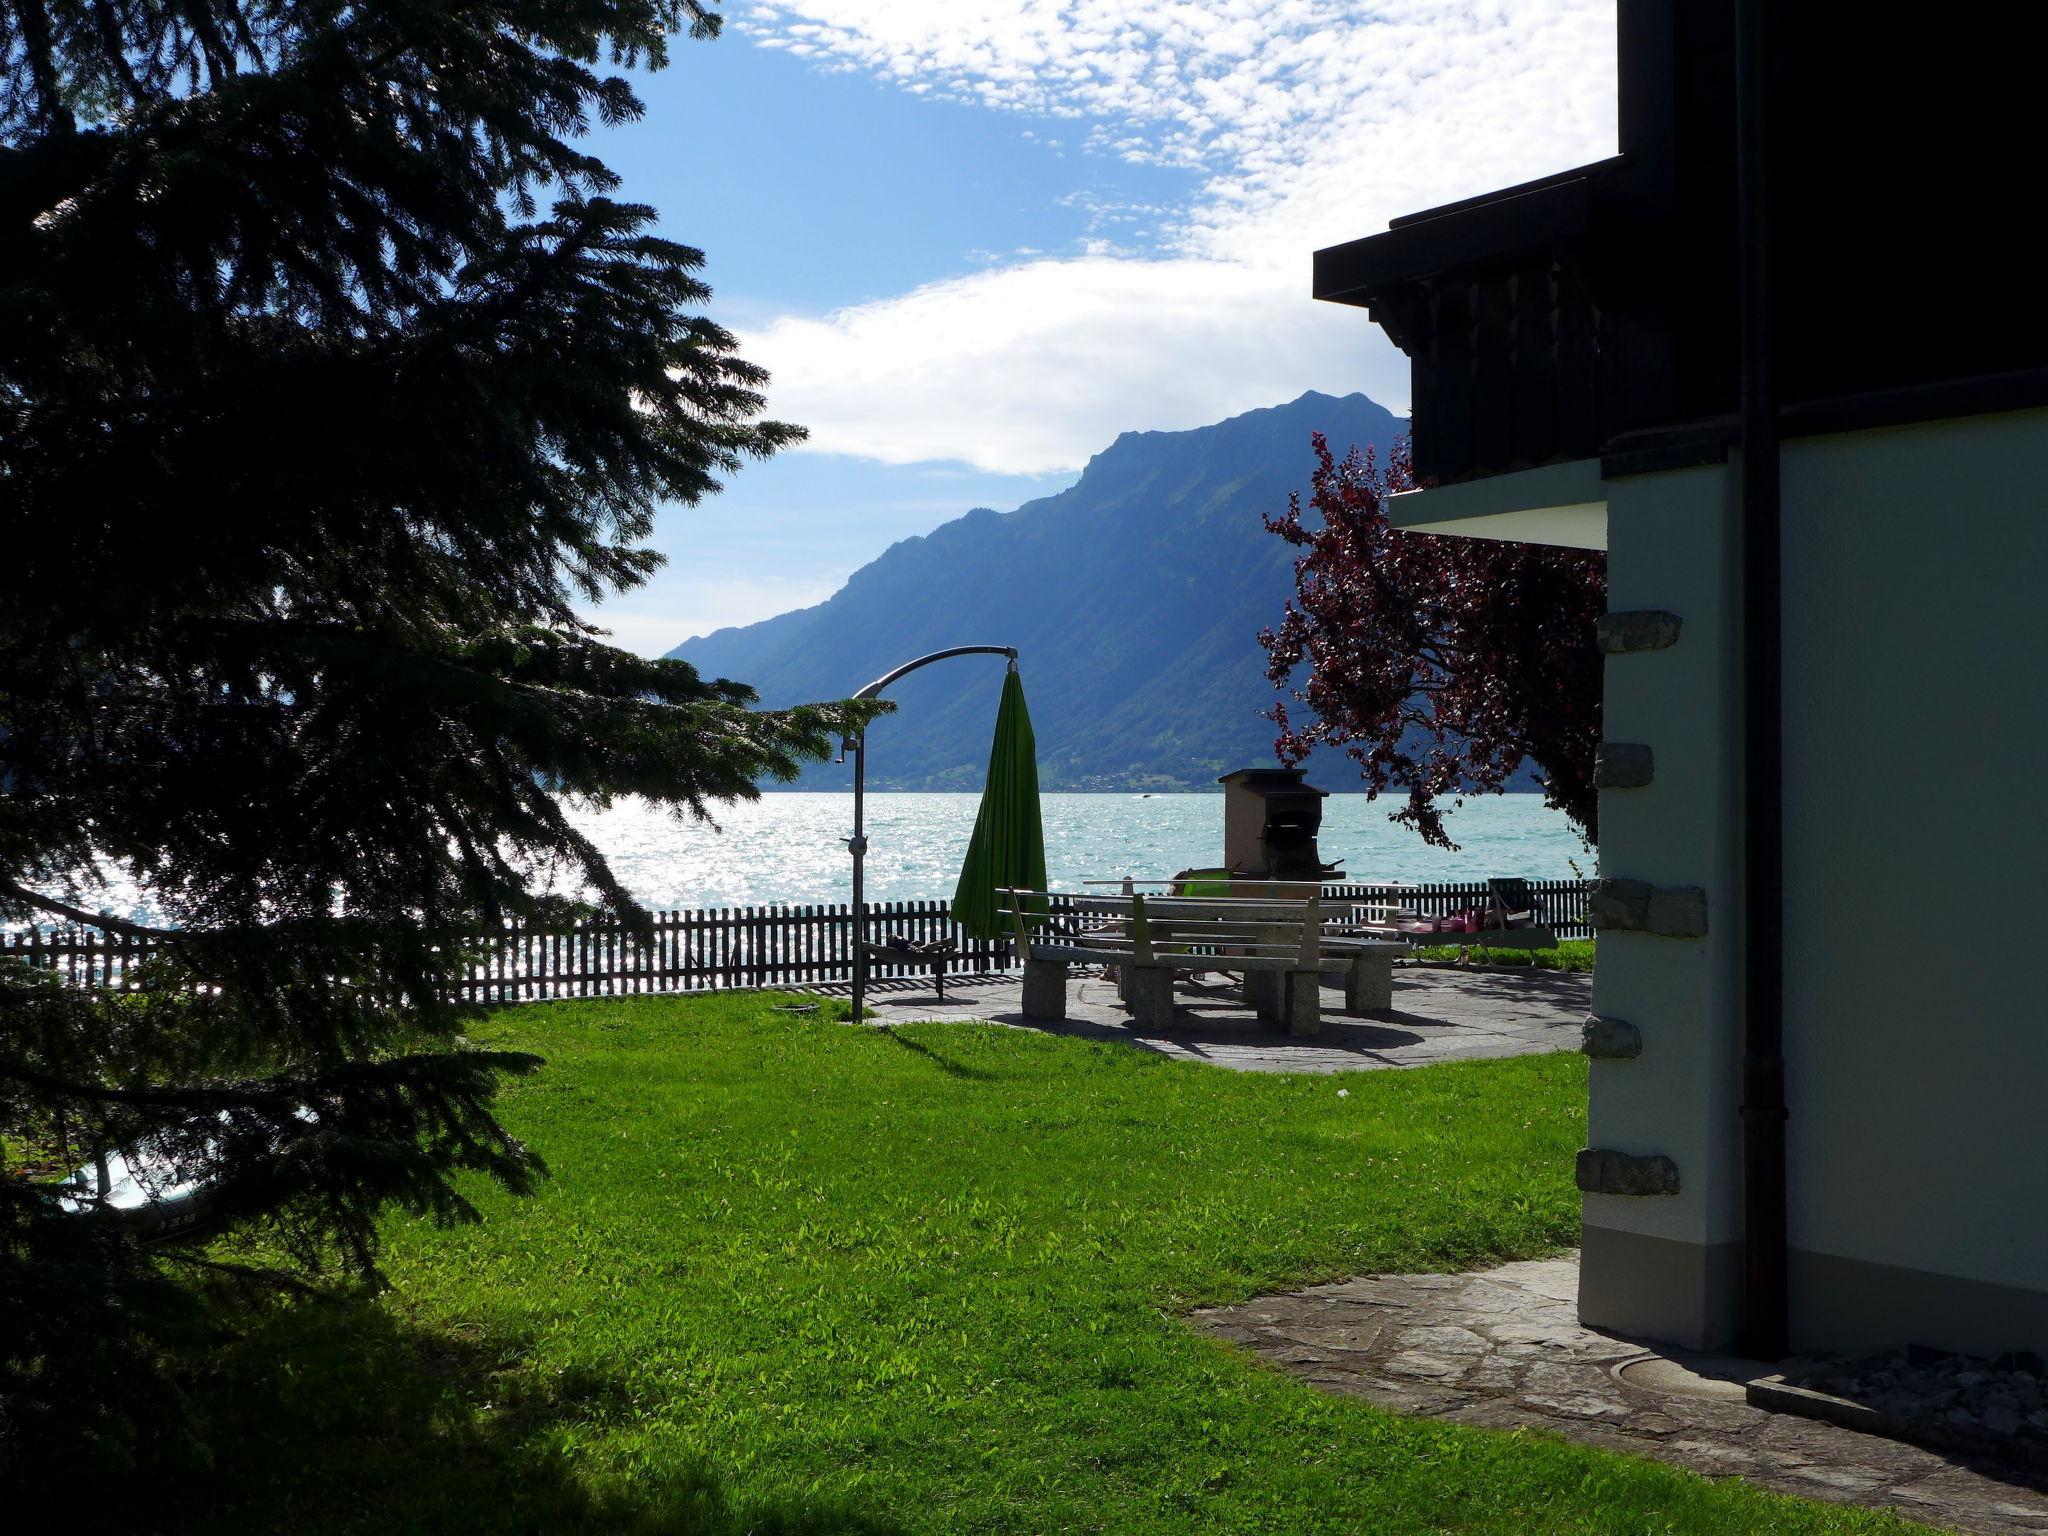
<box><xmin>0</xmin><ymin>0</ymin><xmax>866</xmax><ymax>1470</ymax></box>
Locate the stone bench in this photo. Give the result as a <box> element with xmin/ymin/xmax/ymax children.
<box><xmin>1003</xmin><ymin>890</ymin><xmax>1397</xmax><ymax>1035</ymax></box>
<box><xmin>1319</xmin><ymin>935</ymin><xmax>1404</xmax><ymax>1013</ymax></box>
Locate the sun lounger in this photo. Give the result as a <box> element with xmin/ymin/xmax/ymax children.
<box><xmin>1348</xmin><ymin>876</ymin><xmax>1560</xmax><ymax>952</ymax></box>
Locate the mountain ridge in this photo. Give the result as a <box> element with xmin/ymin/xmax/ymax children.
<box><xmin>666</xmin><ymin>391</ymin><xmax>1406</xmax><ymax>790</ymax></box>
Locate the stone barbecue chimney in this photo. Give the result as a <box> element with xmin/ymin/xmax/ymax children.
<box><xmin>1219</xmin><ymin>767</ymin><xmax>1341</xmax><ymax>883</ymax></box>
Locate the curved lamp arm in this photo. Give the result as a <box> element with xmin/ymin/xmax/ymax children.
<box><xmin>839</xmin><ymin>645</ymin><xmax>1017</xmax><ymax>760</ymax></box>
<box><xmin>853</xmin><ymin>645</ymin><xmax>1018</xmax><ymax>701</ymax></box>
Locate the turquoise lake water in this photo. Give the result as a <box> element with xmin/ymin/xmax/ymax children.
<box><xmin>27</xmin><ymin>792</ymin><xmax>1590</xmax><ymax>930</ymax></box>
<box><xmin>564</xmin><ymin>791</ymin><xmax>1591</xmax><ymax>912</ymax></box>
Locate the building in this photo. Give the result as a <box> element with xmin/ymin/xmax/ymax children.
<box><xmin>1314</xmin><ymin>1</ymin><xmax>2048</xmax><ymax>1357</ymax></box>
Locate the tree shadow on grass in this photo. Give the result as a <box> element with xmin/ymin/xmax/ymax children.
<box><xmin>62</xmin><ymin>1290</ymin><xmax>912</xmax><ymax>1536</ymax></box>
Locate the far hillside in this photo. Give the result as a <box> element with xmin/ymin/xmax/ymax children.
<box><xmin>668</xmin><ymin>391</ymin><xmax>1404</xmax><ymax>791</ymax></box>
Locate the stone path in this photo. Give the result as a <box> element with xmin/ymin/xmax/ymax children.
<box><xmin>1193</xmin><ymin>1255</ymin><xmax>2048</xmax><ymax>1535</ymax></box>
<box><xmin>832</xmin><ymin>964</ymin><xmax>1590</xmax><ymax>1074</ymax></box>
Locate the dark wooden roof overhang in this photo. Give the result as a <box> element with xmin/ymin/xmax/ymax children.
<box><xmin>1310</xmin><ymin>158</ymin><xmax>1679</xmax><ymax>486</ymax></box>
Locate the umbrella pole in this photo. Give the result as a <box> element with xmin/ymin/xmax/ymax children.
<box><xmin>841</xmin><ymin>645</ymin><xmax>1018</xmax><ymax>1022</ymax></box>
<box><xmin>850</xmin><ymin>729</ymin><xmax>868</xmax><ymax>1022</ymax></box>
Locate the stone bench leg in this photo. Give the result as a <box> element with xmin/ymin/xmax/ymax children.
<box><xmin>1344</xmin><ymin>951</ymin><xmax>1395</xmax><ymax>1013</ymax></box>
<box><xmin>1282</xmin><ymin>969</ymin><xmax>1321</xmax><ymax>1036</ymax></box>
<box><xmin>1125</xmin><ymin>965</ymin><xmax>1176</xmax><ymax>1028</ymax></box>
<box><xmin>1244</xmin><ymin>969</ymin><xmax>1283</xmax><ymax>1023</ymax></box>
<box><xmin>1021</xmin><ymin>956</ymin><xmax>1068</xmax><ymax>1021</ymax></box>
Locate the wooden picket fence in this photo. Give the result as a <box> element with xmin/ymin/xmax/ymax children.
<box><xmin>441</xmin><ymin>900</ymin><xmax>1013</xmax><ymax>1003</ymax></box>
<box><xmin>1</xmin><ymin>924</ymin><xmax>165</xmax><ymax>993</ymax></box>
<box><xmin>0</xmin><ymin>880</ymin><xmax>1592</xmax><ymax>1002</ymax></box>
<box><xmin>0</xmin><ymin>898</ymin><xmax>1014</xmax><ymax>1003</ymax></box>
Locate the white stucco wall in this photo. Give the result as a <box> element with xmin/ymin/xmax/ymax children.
<box><xmin>1586</xmin><ymin>463</ymin><xmax>1747</xmax><ymax>1258</ymax></box>
<box><xmin>1779</xmin><ymin>408</ymin><xmax>2048</xmax><ymax>1299</ymax></box>
<box><xmin>1475</xmin><ymin>410</ymin><xmax>2047</xmax><ymax>1350</ymax></box>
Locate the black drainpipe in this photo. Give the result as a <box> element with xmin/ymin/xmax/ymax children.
<box><xmin>1736</xmin><ymin>0</ymin><xmax>1789</xmax><ymax>1362</ymax></box>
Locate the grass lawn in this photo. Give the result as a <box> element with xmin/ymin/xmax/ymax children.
<box><xmin>1408</xmin><ymin>938</ymin><xmax>1597</xmax><ymax>971</ymax></box>
<box><xmin>159</xmin><ymin>993</ymin><xmax>1912</xmax><ymax>1534</ymax></box>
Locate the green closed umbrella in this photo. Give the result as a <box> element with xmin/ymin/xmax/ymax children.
<box><xmin>951</xmin><ymin>667</ymin><xmax>1047</xmax><ymax>939</ymax></box>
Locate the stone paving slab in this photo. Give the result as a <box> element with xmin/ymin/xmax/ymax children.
<box><xmin>833</xmin><ymin>965</ymin><xmax>1591</xmax><ymax>1074</ymax></box>
<box><xmin>1193</xmin><ymin>1254</ymin><xmax>2048</xmax><ymax>1535</ymax></box>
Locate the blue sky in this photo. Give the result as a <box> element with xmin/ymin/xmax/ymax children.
<box><xmin>582</xmin><ymin>2</ymin><xmax>1618</xmax><ymax>655</ymax></box>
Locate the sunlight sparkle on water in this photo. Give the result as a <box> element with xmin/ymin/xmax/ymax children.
<box><xmin>562</xmin><ymin>792</ymin><xmax>1590</xmax><ymax>912</ymax></box>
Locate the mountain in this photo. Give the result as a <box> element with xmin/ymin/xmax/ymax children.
<box><xmin>667</xmin><ymin>391</ymin><xmax>1405</xmax><ymax>791</ymax></box>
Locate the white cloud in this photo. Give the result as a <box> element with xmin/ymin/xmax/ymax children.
<box><xmin>739</xmin><ymin>1</ymin><xmax>1615</xmax><ymax>254</ymax></box>
<box><xmin>591</xmin><ymin>575</ymin><xmax>841</xmax><ymax>657</ymax></box>
<box><xmin>735</xmin><ymin>0</ymin><xmax>1618</xmax><ymax>473</ymax></box>
<box><xmin>744</xmin><ymin>256</ymin><xmax>1408</xmax><ymax>473</ymax></box>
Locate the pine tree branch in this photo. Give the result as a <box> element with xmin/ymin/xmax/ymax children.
<box><xmin>152</xmin><ymin>1250</ymin><xmax>326</xmax><ymax>1295</ymax></box>
<box><xmin>11</xmin><ymin>0</ymin><xmax>74</xmax><ymax>135</ymax></box>
<box><xmin>0</xmin><ymin>878</ymin><xmax>180</xmax><ymax>937</ymax></box>
<box><xmin>0</xmin><ymin>1049</ymin><xmax>543</xmax><ymax>1114</ymax></box>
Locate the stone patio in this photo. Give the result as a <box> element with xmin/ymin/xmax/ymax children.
<box><xmin>1194</xmin><ymin>1254</ymin><xmax>2048</xmax><ymax>1535</ymax></box>
<box><xmin>836</xmin><ymin>964</ymin><xmax>1591</xmax><ymax>1074</ymax></box>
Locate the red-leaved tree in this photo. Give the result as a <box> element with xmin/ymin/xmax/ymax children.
<box><xmin>1260</xmin><ymin>434</ymin><xmax>1606</xmax><ymax>848</ymax></box>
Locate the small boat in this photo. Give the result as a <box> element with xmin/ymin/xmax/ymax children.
<box><xmin>58</xmin><ymin>1137</ymin><xmax>219</xmax><ymax>1240</ymax></box>
<box><xmin>59</xmin><ymin>1104</ymin><xmax>315</xmax><ymax>1241</ymax></box>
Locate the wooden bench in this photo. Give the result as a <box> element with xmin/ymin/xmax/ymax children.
<box><xmin>1002</xmin><ymin>890</ymin><xmax>1400</xmax><ymax>1035</ymax></box>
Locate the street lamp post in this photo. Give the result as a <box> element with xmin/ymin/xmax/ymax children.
<box><xmin>842</xmin><ymin>645</ymin><xmax>1017</xmax><ymax>1022</ymax></box>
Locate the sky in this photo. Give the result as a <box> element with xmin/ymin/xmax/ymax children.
<box><xmin>583</xmin><ymin>1</ymin><xmax>1619</xmax><ymax>657</ymax></box>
